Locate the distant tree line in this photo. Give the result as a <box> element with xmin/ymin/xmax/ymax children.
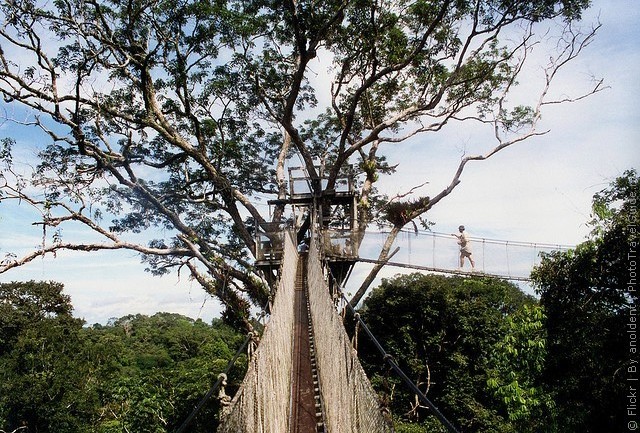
<box><xmin>0</xmin><ymin>283</ymin><xmax>247</xmax><ymax>433</ymax></box>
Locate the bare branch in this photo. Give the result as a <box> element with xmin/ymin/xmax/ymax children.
<box><xmin>1</xmin><ymin>241</ymin><xmax>189</xmax><ymax>274</ymax></box>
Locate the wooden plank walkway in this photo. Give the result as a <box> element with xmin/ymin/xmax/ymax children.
<box><xmin>290</xmin><ymin>255</ymin><xmax>324</xmax><ymax>433</ymax></box>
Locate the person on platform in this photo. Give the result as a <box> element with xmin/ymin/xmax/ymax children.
<box><xmin>452</xmin><ymin>225</ymin><xmax>475</xmax><ymax>270</ymax></box>
<box><xmin>297</xmin><ymin>238</ymin><xmax>309</xmax><ymax>253</ymax></box>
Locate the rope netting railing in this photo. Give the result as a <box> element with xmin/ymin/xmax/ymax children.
<box><xmin>216</xmin><ymin>231</ymin><xmax>299</xmax><ymax>433</ymax></box>
<box><xmin>307</xmin><ymin>233</ymin><xmax>394</xmax><ymax>433</ymax></box>
<box><xmin>358</xmin><ymin>229</ymin><xmax>574</xmax><ymax>280</ymax></box>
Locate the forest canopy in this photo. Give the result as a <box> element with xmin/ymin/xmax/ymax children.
<box><xmin>0</xmin><ymin>280</ymin><xmax>248</xmax><ymax>432</ymax></box>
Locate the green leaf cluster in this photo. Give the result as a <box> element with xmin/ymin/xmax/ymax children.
<box><xmin>485</xmin><ymin>304</ymin><xmax>554</xmax><ymax>429</ymax></box>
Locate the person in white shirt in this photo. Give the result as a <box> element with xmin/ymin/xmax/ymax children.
<box><xmin>452</xmin><ymin>225</ymin><xmax>475</xmax><ymax>270</ymax></box>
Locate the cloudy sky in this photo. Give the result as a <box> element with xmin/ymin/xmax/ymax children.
<box><xmin>1</xmin><ymin>0</ymin><xmax>638</xmax><ymax>324</ymax></box>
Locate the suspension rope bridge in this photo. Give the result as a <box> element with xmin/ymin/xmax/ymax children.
<box><xmin>215</xmin><ymin>230</ymin><xmax>397</xmax><ymax>432</ymax></box>
<box><xmin>358</xmin><ymin>228</ymin><xmax>575</xmax><ymax>281</ymax></box>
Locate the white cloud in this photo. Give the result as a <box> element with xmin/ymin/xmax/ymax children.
<box><xmin>0</xmin><ymin>249</ymin><xmax>224</xmax><ymax>324</ymax></box>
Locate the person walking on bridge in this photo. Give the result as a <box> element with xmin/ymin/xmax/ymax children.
<box><xmin>452</xmin><ymin>225</ymin><xmax>475</xmax><ymax>271</ymax></box>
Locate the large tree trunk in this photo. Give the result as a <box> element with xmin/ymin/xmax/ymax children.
<box><xmin>350</xmin><ymin>225</ymin><xmax>401</xmax><ymax>307</ymax></box>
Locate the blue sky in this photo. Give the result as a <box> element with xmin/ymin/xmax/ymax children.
<box><xmin>1</xmin><ymin>0</ymin><xmax>638</xmax><ymax>324</ymax></box>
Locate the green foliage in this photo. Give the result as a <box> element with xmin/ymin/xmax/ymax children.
<box><xmin>0</xmin><ymin>280</ymin><xmax>73</xmax><ymax>351</ymax></box>
<box><xmin>394</xmin><ymin>420</ymin><xmax>433</xmax><ymax>433</ymax></box>
<box><xmin>358</xmin><ymin>273</ymin><xmax>538</xmax><ymax>433</ymax></box>
<box><xmin>0</xmin><ymin>281</ymin><xmax>96</xmax><ymax>432</ymax></box>
<box><xmin>531</xmin><ymin>169</ymin><xmax>638</xmax><ymax>432</ymax></box>
<box><xmin>0</xmin><ymin>282</ymin><xmax>246</xmax><ymax>432</ymax></box>
<box><xmin>85</xmin><ymin>314</ymin><xmax>246</xmax><ymax>432</ymax></box>
<box><xmin>486</xmin><ymin>305</ymin><xmax>554</xmax><ymax>430</ymax></box>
